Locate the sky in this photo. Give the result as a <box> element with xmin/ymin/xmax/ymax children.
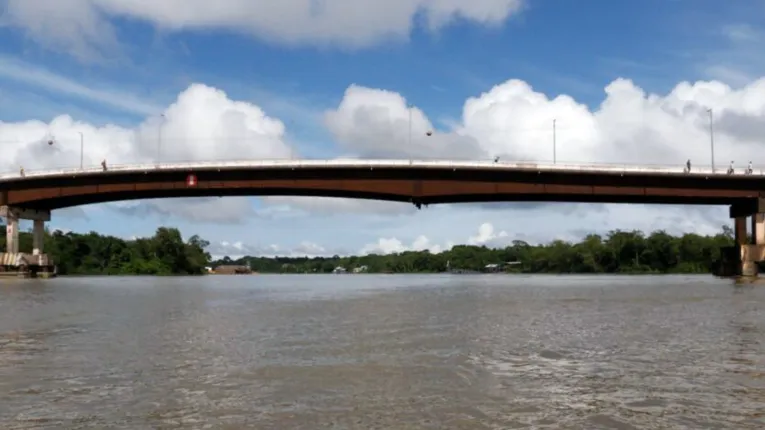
<box><xmin>1</xmin><ymin>0</ymin><xmax>765</xmax><ymax>258</ymax></box>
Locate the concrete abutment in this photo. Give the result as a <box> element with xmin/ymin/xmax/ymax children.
<box><xmin>0</xmin><ymin>206</ymin><xmax>56</xmax><ymax>279</ymax></box>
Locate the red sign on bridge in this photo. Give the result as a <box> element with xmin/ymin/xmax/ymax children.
<box><xmin>186</xmin><ymin>174</ymin><xmax>197</xmax><ymax>187</ymax></box>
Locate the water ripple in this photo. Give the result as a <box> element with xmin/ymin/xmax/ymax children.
<box><xmin>0</xmin><ymin>274</ymin><xmax>763</xmax><ymax>428</ymax></box>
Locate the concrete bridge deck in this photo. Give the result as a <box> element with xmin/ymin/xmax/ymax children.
<box><xmin>1</xmin><ymin>158</ymin><xmax>765</xmax><ymax>278</ymax></box>
<box><xmin>2</xmin><ymin>159</ymin><xmax>765</xmax><ymax>211</ymax></box>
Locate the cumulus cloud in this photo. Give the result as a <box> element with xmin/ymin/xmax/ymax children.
<box><xmin>325</xmin><ymin>85</ymin><xmax>485</xmax><ymax>159</ymax></box>
<box><xmin>2</xmin><ymin>0</ymin><xmax>525</xmax><ymax>60</ymax></box>
<box><xmin>208</xmin><ymin>239</ymin><xmax>330</xmax><ymax>259</ymax></box>
<box><xmin>207</xmin><ymin>240</ymin><xmax>275</xmax><ymax>260</ymax></box>
<box><xmin>326</xmin><ymin>77</ymin><xmax>765</xmax><ymax>169</ymax></box>
<box><xmin>361</xmin><ymin>235</ymin><xmax>447</xmax><ymax>255</ymax></box>
<box><xmin>4</xmin><ymin>56</ymin><xmax>765</xmax><ymax>235</ymax></box>
<box><xmin>0</xmin><ymin>83</ymin><xmax>292</xmax><ymax>171</ymax></box>
<box><xmin>0</xmin><ymin>83</ymin><xmax>293</xmax><ymax>221</ymax></box>
<box><xmin>468</xmin><ymin>222</ymin><xmax>510</xmax><ymax>247</ymax></box>
<box><xmin>359</xmin><ymin>222</ymin><xmax>513</xmax><ymax>255</ymax></box>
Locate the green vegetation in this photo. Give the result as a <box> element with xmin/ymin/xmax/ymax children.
<box><xmin>0</xmin><ymin>224</ymin><xmax>737</xmax><ymax>275</ymax></box>
<box><xmin>215</xmin><ymin>227</ymin><xmax>736</xmax><ymax>275</ymax></box>
<box><xmin>0</xmin><ymin>225</ymin><xmax>210</xmax><ymax>275</ymax></box>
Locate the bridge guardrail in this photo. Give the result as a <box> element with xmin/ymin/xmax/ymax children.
<box><xmin>1</xmin><ymin>158</ymin><xmax>763</xmax><ymax>181</ymax></box>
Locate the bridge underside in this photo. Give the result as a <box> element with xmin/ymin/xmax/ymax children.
<box><xmin>3</xmin><ymin>164</ymin><xmax>765</xmax><ymax>278</ymax></box>
<box><xmin>2</xmin><ymin>179</ymin><xmax>761</xmax><ymax>210</ymax></box>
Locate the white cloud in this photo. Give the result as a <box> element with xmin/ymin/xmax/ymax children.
<box><xmin>360</xmin><ymin>235</ymin><xmax>446</xmax><ymax>255</ymax></box>
<box><xmin>2</xmin><ymin>0</ymin><xmax>525</xmax><ymax>59</ymax></box>
<box><xmin>207</xmin><ymin>240</ymin><xmax>276</xmax><ymax>260</ymax></box>
<box><xmin>3</xmin><ymin>55</ymin><xmax>765</xmax><ymax>242</ymax></box>
<box><xmin>325</xmin><ymin>85</ymin><xmax>485</xmax><ymax>159</ymax></box>
<box><xmin>0</xmin><ymin>82</ymin><xmax>292</xmax><ymax>171</ymax></box>
<box><xmin>208</xmin><ymin>239</ymin><xmax>330</xmax><ymax>259</ymax></box>
<box><xmin>359</xmin><ymin>222</ymin><xmax>507</xmax><ymax>256</ymax></box>
<box><xmin>1</xmin><ymin>0</ymin><xmax>121</xmax><ymax>62</ymax></box>
<box><xmin>326</xmin><ymin>77</ymin><xmax>765</xmax><ymax>170</ymax></box>
<box><xmin>468</xmin><ymin>222</ymin><xmax>509</xmax><ymax>246</ymax></box>
<box><xmin>0</xmin><ymin>82</ymin><xmax>293</xmax><ymax>222</ymax></box>
<box><xmin>359</xmin><ymin>222</ymin><xmax>512</xmax><ymax>255</ymax></box>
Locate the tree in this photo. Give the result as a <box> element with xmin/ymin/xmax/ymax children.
<box><xmin>0</xmin><ymin>223</ymin><xmax>738</xmax><ymax>276</ymax></box>
<box><xmin>0</xmin><ymin>223</ymin><xmax>212</xmax><ymax>276</ymax></box>
<box><xmin>211</xmin><ymin>227</ymin><xmax>736</xmax><ymax>275</ymax></box>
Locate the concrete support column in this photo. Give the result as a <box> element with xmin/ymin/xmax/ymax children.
<box><xmin>1</xmin><ymin>206</ymin><xmax>50</xmax><ymax>256</ymax></box>
<box><xmin>751</xmin><ymin>213</ymin><xmax>765</xmax><ymax>245</ymax></box>
<box><xmin>735</xmin><ymin>216</ymin><xmax>748</xmax><ymax>245</ymax></box>
<box><xmin>5</xmin><ymin>213</ymin><xmax>19</xmax><ymax>254</ymax></box>
<box><xmin>32</xmin><ymin>219</ymin><xmax>44</xmax><ymax>256</ymax></box>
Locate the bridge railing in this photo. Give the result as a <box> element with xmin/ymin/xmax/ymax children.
<box><xmin>1</xmin><ymin>157</ymin><xmax>763</xmax><ymax>181</ymax></box>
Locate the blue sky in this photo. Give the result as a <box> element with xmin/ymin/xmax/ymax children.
<box><xmin>1</xmin><ymin>0</ymin><xmax>764</xmax><ymax>257</ymax></box>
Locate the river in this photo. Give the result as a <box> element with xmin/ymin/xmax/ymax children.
<box><xmin>0</xmin><ymin>274</ymin><xmax>763</xmax><ymax>429</ymax></box>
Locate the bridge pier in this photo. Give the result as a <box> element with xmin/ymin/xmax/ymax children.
<box><xmin>752</xmin><ymin>213</ymin><xmax>765</xmax><ymax>245</ymax></box>
<box><xmin>4</xmin><ymin>208</ymin><xmax>19</xmax><ymax>254</ymax></box>
<box><xmin>718</xmin><ymin>200</ymin><xmax>765</xmax><ymax>278</ymax></box>
<box><xmin>0</xmin><ymin>206</ymin><xmax>56</xmax><ymax>278</ymax></box>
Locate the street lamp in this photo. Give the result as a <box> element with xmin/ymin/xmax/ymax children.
<box><xmin>408</xmin><ymin>105</ymin><xmax>412</xmax><ymax>147</ymax></box>
<box><xmin>77</xmin><ymin>132</ymin><xmax>84</xmax><ymax>170</ymax></box>
<box><xmin>157</xmin><ymin>114</ymin><xmax>166</xmax><ymax>167</ymax></box>
<box><xmin>553</xmin><ymin>119</ymin><xmax>557</xmax><ymax>164</ymax></box>
<box><xmin>707</xmin><ymin>108</ymin><xmax>715</xmax><ymax>173</ymax></box>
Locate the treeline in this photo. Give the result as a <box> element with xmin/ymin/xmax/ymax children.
<box><xmin>0</xmin><ymin>224</ymin><xmax>737</xmax><ymax>275</ymax></box>
<box><xmin>0</xmin><ymin>224</ymin><xmax>211</xmax><ymax>275</ymax></box>
<box><xmin>214</xmin><ymin>227</ymin><xmax>736</xmax><ymax>274</ymax></box>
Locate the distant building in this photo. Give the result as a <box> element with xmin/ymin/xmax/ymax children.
<box><xmin>352</xmin><ymin>265</ymin><xmax>368</xmax><ymax>273</ymax></box>
<box><xmin>484</xmin><ymin>263</ymin><xmax>502</xmax><ymax>273</ymax></box>
<box><xmin>333</xmin><ymin>266</ymin><xmax>347</xmax><ymax>274</ymax></box>
<box><xmin>484</xmin><ymin>261</ymin><xmax>522</xmax><ymax>273</ymax></box>
<box><xmin>213</xmin><ymin>265</ymin><xmax>253</xmax><ymax>275</ymax></box>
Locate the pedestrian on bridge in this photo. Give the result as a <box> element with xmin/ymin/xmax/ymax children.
<box><xmin>685</xmin><ymin>159</ymin><xmax>691</xmax><ymax>173</ymax></box>
<box><xmin>728</xmin><ymin>161</ymin><xmax>735</xmax><ymax>175</ymax></box>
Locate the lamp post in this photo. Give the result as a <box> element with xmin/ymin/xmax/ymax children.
<box><xmin>553</xmin><ymin>119</ymin><xmax>557</xmax><ymax>164</ymax></box>
<box><xmin>408</xmin><ymin>106</ymin><xmax>412</xmax><ymax>148</ymax></box>
<box><xmin>157</xmin><ymin>114</ymin><xmax>166</xmax><ymax>166</ymax></box>
<box><xmin>707</xmin><ymin>108</ymin><xmax>715</xmax><ymax>173</ymax></box>
<box><xmin>77</xmin><ymin>132</ymin><xmax>84</xmax><ymax>170</ymax></box>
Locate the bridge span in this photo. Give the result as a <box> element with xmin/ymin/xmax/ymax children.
<box><xmin>1</xmin><ymin>158</ymin><xmax>765</xmax><ymax>277</ymax></box>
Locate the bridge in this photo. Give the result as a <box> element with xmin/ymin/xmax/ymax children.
<box><xmin>1</xmin><ymin>159</ymin><xmax>765</xmax><ymax>277</ymax></box>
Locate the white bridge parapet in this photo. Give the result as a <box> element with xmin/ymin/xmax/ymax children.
<box><xmin>0</xmin><ymin>158</ymin><xmax>760</xmax><ymax>182</ymax></box>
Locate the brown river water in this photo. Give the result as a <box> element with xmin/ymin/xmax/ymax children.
<box><xmin>0</xmin><ymin>274</ymin><xmax>763</xmax><ymax>429</ymax></box>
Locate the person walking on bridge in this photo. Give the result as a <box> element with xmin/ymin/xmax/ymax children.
<box><xmin>728</xmin><ymin>161</ymin><xmax>735</xmax><ymax>175</ymax></box>
<box><xmin>685</xmin><ymin>159</ymin><xmax>691</xmax><ymax>173</ymax></box>
<box><xmin>748</xmin><ymin>161</ymin><xmax>753</xmax><ymax>175</ymax></box>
